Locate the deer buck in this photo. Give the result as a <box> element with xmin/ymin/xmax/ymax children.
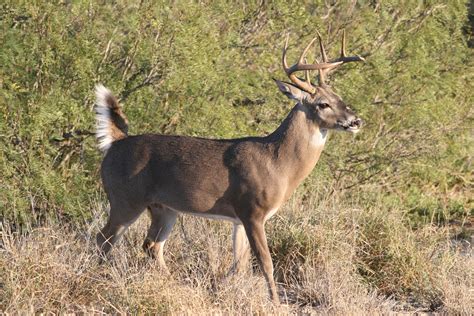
<box><xmin>95</xmin><ymin>31</ymin><xmax>364</xmax><ymax>305</ymax></box>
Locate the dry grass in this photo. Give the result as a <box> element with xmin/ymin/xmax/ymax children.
<box><xmin>1</xmin><ymin>194</ymin><xmax>472</xmax><ymax>314</ymax></box>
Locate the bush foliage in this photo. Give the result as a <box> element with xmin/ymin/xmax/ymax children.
<box><xmin>1</xmin><ymin>1</ymin><xmax>471</xmax><ymax>225</ymax></box>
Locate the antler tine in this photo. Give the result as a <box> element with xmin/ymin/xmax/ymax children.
<box><xmin>336</xmin><ymin>29</ymin><xmax>365</xmax><ymax>63</ymax></box>
<box><xmin>298</xmin><ymin>37</ymin><xmax>318</xmax><ymax>64</ymax></box>
<box><xmin>316</xmin><ymin>31</ymin><xmax>328</xmax><ymax>62</ymax></box>
<box><xmin>318</xmin><ymin>69</ymin><xmax>325</xmax><ymax>85</ymax></box>
<box><xmin>304</xmin><ymin>58</ymin><xmax>311</xmax><ymax>86</ymax></box>
<box><xmin>282</xmin><ymin>33</ymin><xmax>290</xmax><ymax>70</ymax></box>
<box><xmin>316</xmin><ymin>31</ymin><xmax>335</xmax><ymax>85</ymax></box>
<box><xmin>340</xmin><ymin>29</ymin><xmax>346</xmax><ymax>58</ymax></box>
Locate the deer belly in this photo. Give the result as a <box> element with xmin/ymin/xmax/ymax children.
<box><xmin>153</xmin><ymin>183</ymin><xmax>238</xmax><ymax>219</ymax></box>
<box><xmin>181</xmin><ymin>211</ymin><xmax>242</xmax><ymax>224</ymax></box>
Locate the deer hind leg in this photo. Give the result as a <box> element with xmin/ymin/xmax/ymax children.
<box><xmin>229</xmin><ymin>223</ymin><xmax>251</xmax><ymax>275</ymax></box>
<box><xmin>142</xmin><ymin>203</ymin><xmax>177</xmax><ymax>272</ymax></box>
<box><xmin>96</xmin><ymin>202</ymin><xmax>145</xmax><ymax>259</ymax></box>
<box><xmin>241</xmin><ymin>217</ymin><xmax>280</xmax><ymax>305</ymax></box>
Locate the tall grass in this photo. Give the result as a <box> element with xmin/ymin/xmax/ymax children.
<box><xmin>1</xmin><ymin>193</ymin><xmax>471</xmax><ymax>314</ymax></box>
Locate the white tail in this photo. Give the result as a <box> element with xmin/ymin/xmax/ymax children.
<box><xmin>94</xmin><ymin>84</ymin><xmax>128</xmax><ymax>153</ymax></box>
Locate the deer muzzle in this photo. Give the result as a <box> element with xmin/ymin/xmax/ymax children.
<box><xmin>337</xmin><ymin>117</ymin><xmax>362</xmax><ymax>133</ymax></box>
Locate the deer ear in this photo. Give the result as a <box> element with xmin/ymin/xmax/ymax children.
<box><xmin>274</xmin><ymin>79</ymin><xmax>310</xmax><ymax>102</ymax></box>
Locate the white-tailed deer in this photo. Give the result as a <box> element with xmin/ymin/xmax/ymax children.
<box><xmin>95</xmin><ymin>31</ymin><xmax>364</xmax><ymax>305</ymax></box>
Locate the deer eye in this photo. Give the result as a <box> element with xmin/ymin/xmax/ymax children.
<box><xmin>318</xmin><ymin>102</ymin><xmax>330</xmax><ymax>109</ymax></box>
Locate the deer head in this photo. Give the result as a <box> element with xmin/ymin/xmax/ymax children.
<box><xmin>275</xmin><ymin>30</ymin><xmax>364</xmax><ymax>133</ymax></box>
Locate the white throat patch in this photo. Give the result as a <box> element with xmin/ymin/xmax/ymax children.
<box><xmin>310</xmin><ymin>129</ymin><xmax>328</xmax><ymax>147</ymax></box>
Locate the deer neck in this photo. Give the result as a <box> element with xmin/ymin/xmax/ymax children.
<box><xmin>268</xmin><ymin>103</ymin><xmax>328</xmax><ymax>190</ymax></box>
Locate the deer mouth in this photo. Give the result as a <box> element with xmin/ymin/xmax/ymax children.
<box><xmin>337</xmin><ymin>118</ymin><xmax>362</xmax><ymax>133</ymax></box>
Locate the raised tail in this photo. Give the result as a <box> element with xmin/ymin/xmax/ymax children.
<box><xmin>95</xmin><ymin>85</ymin><xmax>129</xmax><ymax>153</ymax></box>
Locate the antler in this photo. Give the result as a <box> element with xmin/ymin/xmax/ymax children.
<box><xmin>282</xmin><ymin>30</ymin><xmax>365</xmax><ymax>92</ymax></box>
